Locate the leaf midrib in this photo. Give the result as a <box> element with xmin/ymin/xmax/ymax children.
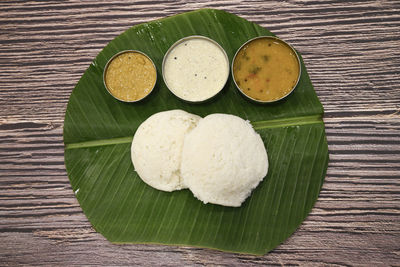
<box><xmin>65</xmin><ymin>114</ymin><xmax>322</xmax><ymax>150</ymax></box>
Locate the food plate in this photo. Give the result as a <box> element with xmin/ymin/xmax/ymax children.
<box><xmin>63</xmin><ymin>9</ymin><xmax>328</xmax><ymax>255</ymax></box>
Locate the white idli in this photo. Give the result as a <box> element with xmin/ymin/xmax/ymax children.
<box><xmin>181</xmin><ymin>114</ymin><xmax>268</xmax><ymax>207</ymax></box>
<box><xmin>131</xmin><ymin>110</ymin><xmax>201</xmax><ymax>192</ymax></box>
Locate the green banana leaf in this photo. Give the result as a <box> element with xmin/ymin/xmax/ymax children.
<box><xmin>63</xmin><ymin>9</ymin><xmax>329</xmax><ymax>255</ymax></box>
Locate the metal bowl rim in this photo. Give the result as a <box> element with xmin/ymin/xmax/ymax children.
<box><xmin>161</xmin><ymin>35</ymin><xmax>230</xmax><ymax>103</ymax></box>
<box><xmin>231</xmin><ymin>36</ymin><xmax>302</xmax><ymax>104</ymax></box>
<box><xmin>103</xmin><ymin>50</ymin><xmax>157</xmax><ymax>103</ymax></box>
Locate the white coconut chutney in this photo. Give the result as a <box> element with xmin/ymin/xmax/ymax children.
<box><xmin>131</xmin><ymin>110</ymin><xmax>201</xmax><ymax>192</ymax></box>
<box><xmin>181</xmin><ymin>113</ymin><xmax>268</xmax><ymax>207</ymax></box>
<box><xmin>163</xmin><ymin>36</ymin><xmax>229</xmax><ymax>102</ymax></box>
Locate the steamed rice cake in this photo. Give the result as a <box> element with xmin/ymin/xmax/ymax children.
<box><xmin>131</xmin><ymin>110</ymin><xmax>201</xmax><ymax>191</ymax></box>
<box><xmin>181</xmin><ymin>113</ymin><xmax>268</xmax><ymax>207</ymax></box>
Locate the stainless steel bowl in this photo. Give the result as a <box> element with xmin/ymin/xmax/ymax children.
<box><xmin>231</xmin><ymin>36</ymin><xmax>301</xmax><ymax>104</ymax></box>
<box><xmin>162</xmin><ymin>35</ymin><xmax>229</xmax><ymax>103</ymax></box>
<box><xmin>103</xmin><ymin>50</ymin><xmax>157</xmax><ymax>103</ymax></box>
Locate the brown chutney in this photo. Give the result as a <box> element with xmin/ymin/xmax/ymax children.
<box><xmin>232</xmin><ymin>36</ymin><xmax>300</xmax><ymax>102</ymax></box>
<box><xmin>104</xmin><ymin>51</ymin><xmax>157</xmax><ymax>102</ymax></box>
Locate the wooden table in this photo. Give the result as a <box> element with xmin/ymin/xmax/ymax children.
<box><xmin>1</xmin><ymin>1</ymin><xmax>399</xmax><ymax>266</ymax></box>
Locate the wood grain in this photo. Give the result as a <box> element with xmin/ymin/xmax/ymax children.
<box><xmin>0</xmin><ymin>0</ymin><xmax>399</xmax><ymax>266</ymax></box>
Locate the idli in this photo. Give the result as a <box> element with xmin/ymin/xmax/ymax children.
<box><xmin>131</xmin><ymin>110</ymin><xmax>201</xmax><ymax>192</ymax></box>
<box><xmin>181</xmin><ymin>114</ymin><xmax>268</xmax><ymax>207</ymax></box>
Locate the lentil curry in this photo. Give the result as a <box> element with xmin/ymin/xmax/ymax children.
<box><xmin>233</xmin><ymin>37</ymin><xmax>300</xmax><ymax>102</ymax></box>
<box><xmin>104</xmin><ymin>51</ymin><xmax>156</xmax><ymax>102</ymax></box>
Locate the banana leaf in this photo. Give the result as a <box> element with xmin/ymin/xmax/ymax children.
<box><xmin>63</xmin><ymin>9</ymin><xmax>329</xmax><ymax>255</ymax></box>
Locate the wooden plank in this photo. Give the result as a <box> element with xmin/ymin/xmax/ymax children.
<box><xmin>0</xmin><ymin>0</ymin><xmax>399</xmax><ymax>265</ymax></box>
